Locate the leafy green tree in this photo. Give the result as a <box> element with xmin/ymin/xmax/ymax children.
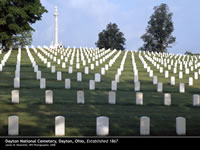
<box><xmin>0</xmin><ymin>0</ymin><xmax>47</xmax><ymax>48</ymax></box>
<box><xmin>95</xmin><ymin>23</ymin><xmax>126</xmax><ymax>50</ymax></box>
<box><xmin>140</xmin><ymin>3</ymin><xmax>176</xmax><ymax>52</ymax></box>
<box><xmin>12</xmin><ymin>30</ymin><xmax>32</xmax><ymax>48</ymax></box>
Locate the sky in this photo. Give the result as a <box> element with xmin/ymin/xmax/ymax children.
<box><xmin>32</xmin><ymin>0</ymin><xmax>200</xmax><ymax>54</ymax></box>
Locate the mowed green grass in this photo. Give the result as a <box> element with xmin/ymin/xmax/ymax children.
<box><xmin>0</xmin><ymin>48</ymin><xmax>200</xmax><ymax>136</ymax></box>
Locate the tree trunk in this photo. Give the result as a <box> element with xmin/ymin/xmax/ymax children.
<box><xmin>2</xmin><ymin>40</ymin><xmax>7</xmax><ymax>49</ymax></box>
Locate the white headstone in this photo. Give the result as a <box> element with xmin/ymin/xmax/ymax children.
<box><xmin>149</xmin><ymin>70</ymin><xmax>153</xmax><ymax>77</ymax></box>
<box><xmin>45</xmin><ymin>90</ymin><xmax>53</xmax><ymax>104</ymax></box>
<box><xmin>185</xmin><ymin>68</ymin><xmax>189</xmax><ymax>74</ymax></box>
<box><xmin>55</xmin><ymin>116</ymin><xmax>65</xmax><ymax>136</ymax></box>
<box><xmin>134</xmin><ymin>75</ymin><xmax>139</xmax><ymax>83</ymax></box>
<box><xmin>135</xmin><ymin>81</ymin><xmax>140</xmax><ymax>92</ymax></box>
<box><xmin>57</xmin><ymin>72</ymin><xmax>62</xmax><ymax>81</ymax></box>
<box><xmin>101</xmin><ymin>68</ymin><xmax>105</xmax><ymax>75</ymax></box>
<box><xmin>36</xmin><ymin>71</ymin><xmax>41</xmax><ymax>80</ymax></box>
<box><xmin>76</xmin><ymin>63</ymin><xmax>80</xmax><ymax>69</ymax></box>
<box><xmin>95</xmin><ymin>73</ymin><xmax>101</xmax><ymax>82</ymax></box>
<box><xmin>170</xmin><ymin>76</ymin><xmax>175</xmax><ymax>85</ymax></box>
<box><xmin>57</xmin><ymin>59</ymin><xmax>61</xmax><ymax>65</ymax></box>
<box><xmin>164</xmin><ymin>93</ymin><xmax>171</xmax><ymax>106</ymax></box>
<box><xmin>136</xmin><ymin>92</ymin><xmax>143</xmax><ymax>105</ymax></box>
<box><xmin>91</xmin><ymin>64</ymin><xmax>94</xmax><ymax>70</ymax></box>
<box><xmin>0</xmin><ymin>64</ymin><xmax>3</xmax><ymax>71</ymax></box>
<box><xmin>165</xmin><ymin>71</ymin><xmax>169</xmax><ymax>78</ymax></box>
<box><xmin>173</xmin><ymin>68</ymin><xmax>177</xmax><ymax>74</ymax></box>
<box><xmin>105</xmin><ymin>64</ymin><xmax>109</xmax><ymax>70</ymax></box>
<box><xmin>179</xmin><ymin>72</ymin><xmax>183</xmax><ymax>79</ymax></box>
<box><xmin>176</xmin><ymin>117</ymin><xmax>186</xmax><ymax>136</ymax></box>
<box><xmin>68</xmin><ymin>66</ymin><xmax>73</xmax><ymax>74</ymax></box>
<box><xmin>111</xmin><ymin>81</ymin><xmax>117</xmax><ymax>91</ymax></box>
<box><xmin>34</xmin><ymin>65</ymin><xmax>38</xmax><ymax>72</ymax></box>
<box><xmin>193</xmin><ymin>94</ymin><xmax>200</xmax><ymax>106</ymax></box>
<box><xmin>77</xmin><ymin>72</ymin><xmax>82</xmax><ymax>81</ymax></box>
<box><xmin>89</xmin><ymin>80</ymin><xmax>95</xmax><ymax>90</ymax></box>
<box><xmin>140</xmin><ymin>116</ymin><xmax>150</xmax><ymax>136</ymax></box>
<box><xmin>159</xmin><ymin>67</ymin><xmax>163</xmax><ymax>73</ymax></box>
<box><xmin>77</xmin><ymin>91</ymin><xmax>84</xmax><ymax>104</ymax></box>
<box><xmin>157</xmin><ymin>82</ymin><xmax>163</xmax><ymax>92</ymax></box>
<box><xmin>108</xmin><ymin>91</ymin><xmax>116</xmax><ymax>104</ymax></box>
<box><xmin>62</xmin><ymin>62</ymin><xmax>66</xmax><ymax>68</ymax></box>
<box><xmin>115</xmin><ymin>74</ymin><xmax>120</xmax><ymax>83</ymax></box>
<box><xmin>51</xmin><ymin>66</ymin><xmax>56</xmax><ymax>73</ymax></box>
<box><xmin>189</xmin><ymin>77</ymin><xmax>193</xmax><ymax>86</ymax></box>
<box><xmin>11</xmin><ymin>90</ymin><xmax>19</xmax><ymax>104</ymax></box>
<box><xmin>65</xmin><ymin>79</ymin><xmax>71</xmax><ymax>89</ymax></box>
<box><xmin>153</xmin><ymin>76</ymin><xmax>158</xmax><ymax>85</ymax></box>
<box><xmin>179</xmin><ymin>83</ymin><xmax>185</xmax><ymax>93</ymax></box>
<box><xmin>47</xmin><ymin>62</ymin><xmax>51</xmax><ymax>68</ymax></box>
<box><xmin>14</xmin><ymin>77</ymin><xmax>20</xmax><ymax>88</ymax></box>
<box><xmin>96</xmin><ymin>116</ymin><xmax>109</xmax><ymax>136</ymax></box>
<box><xmin>194</xmin><ymin>72</ymin><xmax>198</xmax><ymax>80</ymax></box>
<box><xmin>40</xmin><ymin>78</ymin><xmax>46</xmax><ymax>89</ymax></box>
<box><xmin>84</xmin><ymin>67</ymin><xmax>89</xmax><ymax>74</ymax></box>
<box><xmin>8</xmin><ymin>116</ymin><xmax>19</xmax><ymax>136</ymax></box>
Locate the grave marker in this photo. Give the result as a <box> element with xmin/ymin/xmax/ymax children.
<box><xmin>51</xmin><ymin>66</ymin><xmax>56</xmax><ymax>73</ymax></box>
<box><xmin>164</xmin><ymin>93</ymin><xmax>171</xmax><ymax>106</ymax></box>
<box><xmin>153</xmin><ymin>76</ymin><xmax>158</xmax><ymax>85</ymax></box>
<box><xmin>108</xmin><ymin>91</ymin><xmax>116</xmax><ymax>104</ymax></box>
<box><xmin>157</xmin><ymin>83</ymin><xmax>163</xmax><ymax>92</ymax></box>
<box><xmin>96</xmin><ymin>116</ymin><xmax>109</xmax><ymax>136</ymax></box>
<box><xmin>65</xmin><ymin>79</ymin><xmax>71</xmax><ymax>89</ymax></box>
<box><xmin>135</xmin><ymin>82</ymin><xmax>140</xmax><ymax>91</ymax></box>
<box><xmin>170</xmin><ymin>76</ymin><xmax>175</xmax><ymax>85</ymax></box>
<box><xmin>95</xmin><ymin>73</ymin><xmax>101</xmax><ymax>82</ymax></box>
<box><xmin>84</xmin><ymin>67</ymin><xmax>89</xmax><ymax>74</ymax></box>
<box><xmin>77</xmin><ymin>91</ymin><xmax>84</xmax><ymax>104</ymax></box>
<box><xmin>11</xmin><ymin>90</ymin><xmax>19</xmax><ymax>104</ymax></box>
<box><xmin>179</xmin><ymin>83</ymin><xmax>185</xmax><ymax>93</ymax></box>
<box><xmin>89</xmin><ymin>80</ymin><xmax>95</xmax><ymax>90</ymax></box>
<box><xmin>57</xmin><ymin>72</ymin><xmax>62</xmax><ymax>81</ymax></box>
<box><xmin>77</xmin><ymin>72</ymin><xmax>82</xmax><ymax>81</ymax></box>
<box><xmin>40</xmin><ymin>78</ymin><xmax>46</xmax><ymax>89</ymax></box>
<box><xmin>8</xmin><ymin>116</ymin><xmax>19</xmax><ymax>136</ymax></box>
<box><xmin>14</xmin><ymin>77</ymin><xmax>20</xmax><ymax>88</ymax></box>
<box><xmin>140</xmin><ymin>116</ymin><xmax>150</xmax><ymax>136</ymax></box>
<box><xmin>55</xmin><ymin>116</ymin><xmax>65</xmax><ymax>136</ymax></box>
<box><xmin>136</xmin><ymin>92</ymin><xmax>143</xmax><ymax>105</ymax></box>
<box><xmin>45</xmin><ymin>90</ymin><xmax>53</xmax><ymax>104</ymax></box>
<box><xmin>36</xmin><ymin>71</ymin><xmax>41</xmax><ymax>80</ymax></box>
<box><xmin>193</xmin><ymin>95</ymin><xmax>200</xmax><ymax>106</ymax></box>
<box><xmin>68</xmin><ymin>66</ymin><xmax>73</xmax><ymax>74</ymax></box>
<box><xmin>176</xmin><ymin>117</ymin><xmax>186</xmax><ymax>135</ymax></box>
<box><xmin>111</xmin><ymin>81</ymin><xmax>117</xmax><ymax>91</ymax></box>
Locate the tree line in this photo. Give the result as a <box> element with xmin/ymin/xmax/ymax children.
<box><xmin>0</xmin><ymin>1</ymin><xmax>176</xmax><ymax>53</ymax></box>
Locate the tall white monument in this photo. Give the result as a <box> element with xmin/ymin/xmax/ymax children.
<box><xmin>54</xmin><ymin>6</ymin><xmax>59</xmax><ymax>47</ymax></box>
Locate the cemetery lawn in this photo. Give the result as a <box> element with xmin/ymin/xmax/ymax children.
<box><xmin>0</xmin><ymin>48</ymin><xmax>200</xmax><ymax>136</ymax></box>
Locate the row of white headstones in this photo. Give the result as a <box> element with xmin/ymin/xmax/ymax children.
<box><xmin>139</xmin><ymin>51</ymin><xmax>200</xmax><ymax>86</ymax></box>
<box><xmin>11</xmin><ymin>89</ymin><xmax>200</xmax><ymax>106</ymax></box>
<box><xmin>8</xmin><ymin>115</ymin><xmax>186</xmax><ymax>136</ymax></box>
<box><xmin>132</xmin><ymin>51</ymin><xmax>200</xmax><ymax>106</ymax></box>
<box><xmin>9</xmin><ymin>46</ymin><xmax>200</xmax><ymax>106</ymax></box>
<box><xmin>2</xmin><ymin>46</ymin><xmax>197</xmax><ymax>136</ymax></box>
<box><xmin>13</xmin><ymin>45</ymin><xmax>127</xmax><ymax>90</ymax></box>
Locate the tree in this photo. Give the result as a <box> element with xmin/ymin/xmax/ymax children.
<box><xmin>12</xmin><ymin>30</ymin><xmax>32</xmax><ymax>48</ymax></box>
<box><xmin>0</xmin><ymin>0</ymin><xmax>47</xmax><ymax>48</ymax></box>
<box><xmin>95</xmin><ymin>23</ymin><xmax>126</xmax><ymax>50</ymax></box>
<box><xmin>140</xmin><ymin>3</ymin><xmax>176</xmax><ymax>52</ymax></box>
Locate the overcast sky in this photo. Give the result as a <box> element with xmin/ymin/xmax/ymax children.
<box><xmin>32</xmin><ymin>0</ymin><xmax>200</xmax><ymax>54</ymax></box>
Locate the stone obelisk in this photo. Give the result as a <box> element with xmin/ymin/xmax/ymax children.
<box><xmin>54</xmin><ymin>6</ymin><xmax>58</xmax><ymax>48</ymax></box>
